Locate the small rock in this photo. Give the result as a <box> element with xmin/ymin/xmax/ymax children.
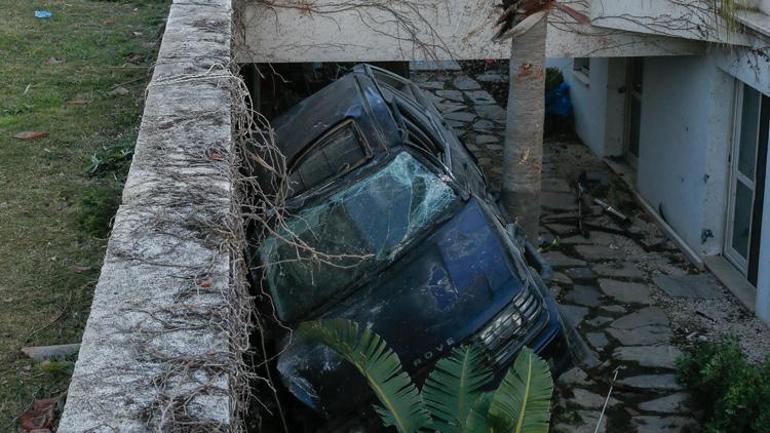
<box><xmin>109</xmin><ymin>86</ymin><xmax>130</xmax><ymax>96</ymax></box>
<box><xmin>453</xmin><ymin>75</ymin><xmax>481</xmax><ymax>90</ymax></box>
<box><xmin>618</xmin><ymin>374</ymin><xmax>683</xmax><ymax>391</ymax></box>
<box><xmin>598</xmin><ymin>279</ymin><xmax>652</xmax><ymax>304</ymax></box>
<box><xmin>638</xmin><ymin>392</ymin><xmax>690</xmax><ymax>413</ymax></box>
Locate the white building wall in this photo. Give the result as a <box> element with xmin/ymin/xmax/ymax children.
<box><xmin>636</xmin><ymin>55</ymin><xmax>734</xmax><ymax>258</ymax></box>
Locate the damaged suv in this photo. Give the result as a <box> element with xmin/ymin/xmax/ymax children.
<box><xmin>254</xmin><ymin>64</ymin><xmax>570</xmax><ymax>420</ymax></box>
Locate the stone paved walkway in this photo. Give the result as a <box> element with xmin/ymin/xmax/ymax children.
<box><xmin>410</xmin><ymin>65</ymin><xmax>744</xmax><ymax>433</ymax></box>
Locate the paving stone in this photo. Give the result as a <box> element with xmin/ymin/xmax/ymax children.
<box><xmin>564</xmin><ymin>285</ymin><xmax>603</xmax><ymax>307</ymax></box>
<box><xmin>586</xmin><ymin>316</ymin><xmax>613</xmax><ymax>327</ymax></box>
<box><xmin>436</xmin><ymin>101</ymin><xmax>466</xmax><ymax>113</ymax></box>
<box><xmin>575</xmin><ymin>245</ymin><xmax>623</xmax><ymax>261</ymax></box>
<box><xmin>476</xmin><ymin>71</ymin><xmax>506</xmax><ymax>83</ymax></box>
<box><xmin>543</xmin><ymin>177</ymin><xmax>572</xmax><ymax>193</ymax></box>
<box><xmin>486</xmin><ymin>144</ymin><xmax>503</xmax><ymax>151</ymax></box>
<box><xmin>638</xmin><ymin>392</ymin><xmax>690</xmax><ymax>413</ymax></box>
<box><xmin>600</xmin><ymin>304</ymin><xmax>627</xmax><ymax>314</ymax></box>
<box><xmin>560</xmin><ymin>235</ymin><xmax>593</xmax><ymax>245</ymax></box>
<box><xmin>475</xmin><ymin>104</ymin><xmax>506</xmax><ymax>122</ymax></box>
<box><xmin>613</xmin><ymin>345</ymin><xmax>683</xmax><ymax>369</ymax></box>
<box><xmin>545</xmin><ymin>223</ymin><xmax>575</xmax><ymax>236</ymax></box>
<box><xmin>569</xmin><ymin>388</ymin><xmax>618</xmax><ymax>409</ymax></box>
<box><xmin>472</xmin><ymin>119</ymin><xmax>497</xmax><ymax>132</ymax></box>
<box><xmin>541</xmin><ymin>192</ymin><xmax>578</xmax><ymax>211</ymax></box>
<box><xmin>453</xmin><ymin>75</ymin><xmax>481</xmax><ymax>90</ymax></box>
<box><xmin>653</xmin><ymin>274</ymin><xmax>722</xmax><ymax>299</ymax></box>
<box><xmin>418</xmin><ymin>81</ymin><xmax>444</xmax><ymax>90</ymax></box>
<box><xmin>632</xmin><ymin>416</ymin><xmax>696</xmax><ymax>433</ymax></box>
<box><xmin>607</xmin><ymin>326</ymin><xmax>673</xmax><ymax>346</ymax></box>
<box><xmin>445</xmin><ymin>120</ymin><xmax>466</xmax><ymax>130</ymax></box>
<box><xmin>475</xmin><ymin>134</ymin><xmax>499</xmax><ymax>145</ymax></box>
<box><xmin>465</xmin><ymin>90</ymin><xmax>496</xmax><ymax>105</ymax></box>
<box><xmin>558</xmin><ymin>367</ymin><xmax>590</xmax><ymax>386</ymax></box>
<box><xmin>554</xmin><ymin>410</ymin><xmax>606</xmax><ymax>433</ymax></box>
<box><xmin>443</xmin><ymin>111</ymin><xmax>476</xmax><ymax>122</ymax></box>
<box><xmin>598</xmin><ymin>279</ymin><xmax>652</xmax><ymax>304</ymax></box>
<box><xmin>434</xmin><ymin>89</ymin><xmax>463</xmax><ymax>102</ymax></box>
<box><xmin>586</xmin><ymin>332</ymin><xmax>610</xmax><ymax>352</ymax></box>
<box><xmin>611</xmin><ymin>307</ymin><xmax>670</xmax><ymax>329</ymax></box>
<box><xmin>552</xmin><ymin>272</ymin><xmax>573</xmax><ymax>285</ymax></box>
<box><xmin>618</xmin><ymin>374</ymin><xmax>683</xmax><ymax>391</ymax></box>
<box><xmin>564</xmin><ymin>267</ymin><xmax>595</xmax><ymax>280</ymax></box>
<box><xmin>559</xmin><ymin>304</ymin><xmax>590</xmax><ymax>328</ymax></box>
<box><xmin>543</xmin><ymin>251</ymin><xmax>587</xmax><ymax>267</ymax></box>
<box><xmin>593</xmin><ymin>261</ymin><xmax>645</xmax><ymax>279</ymax></box>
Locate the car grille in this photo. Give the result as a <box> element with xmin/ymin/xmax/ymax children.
<box><xmin>475</xmin><ymin>281</ymin><xmax>549</xmax><ymax>367</ymax></box>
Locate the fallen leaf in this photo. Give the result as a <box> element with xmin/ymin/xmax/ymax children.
<box><xmin>132</xmin><ymin>31</ymin><xmax>143</xmax><ymax>36</ymax></box>
<box><xmin>44</xmin><ymin>57</ymin><xmax>64</xmax><ymax>65</ymax></box>
<box><xmin>19</xmin><ymin>399</ymin><xmax>56</xmax><ymax>432</ymax></box>
<box><xmin>101</xmin><ymin>18</ymin><xmax>115</xmax><ymax>25</ymax></box>
<box><xmin>108</xmin><ymin>86</ymin><xmax>129</xmax><ymax>96</ymax></box>
<box><xmin>13</xmin><ymin>131</ymin><xmax>49</xmax><ymax>140</ymax></box>
<box><xmin>126</xmin><ymin>52</ymin><xmax>144</xmax><ymax>64</ymax></box>
<box><xmin>66</xmin><ymin>95</ymin><xmax>90</xmax><ymax>106</ymax></box>
<box><xmin>73</xmin><ymin>265</ymin><xmax>92</xmax><ymax>273</ymax></box>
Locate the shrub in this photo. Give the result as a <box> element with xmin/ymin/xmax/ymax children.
<box><xmin>676</xmin><ymin>337</ymin><xmax>770</xmax><ymax>433</ymax></box>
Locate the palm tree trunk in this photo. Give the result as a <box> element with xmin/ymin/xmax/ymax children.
<box><xmin>501</xmin><ymin>15</ymin><xmax>547</xmax><ymax>240</ymax></box>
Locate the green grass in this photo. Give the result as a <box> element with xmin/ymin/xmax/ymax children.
<box><xmin>0</xmin><ymin>0</ymin><xmax>169</xmax><ymax>427</ymax></box>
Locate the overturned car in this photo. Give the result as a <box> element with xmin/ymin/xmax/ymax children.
<box><xmin>253</xmin><ymin>64</ymin><xmax>571</xmax><ymax>422</ymax></box>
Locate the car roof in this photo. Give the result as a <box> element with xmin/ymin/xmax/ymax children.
<box><xmin>271</xmin><ymin>68</ymin><xmax>400</xmax><ymax>167</ymax></box>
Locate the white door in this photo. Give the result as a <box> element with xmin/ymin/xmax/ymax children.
<box><xmin>725</xmin><ymin>82</ymin><xmax>769</xmax><ymax>283</ymax></box>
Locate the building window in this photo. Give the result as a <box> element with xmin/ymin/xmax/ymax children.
<box><xmin>573</xmin><ymin>58</ymin><xmax>590</xmax><ymax>84</ymax></box>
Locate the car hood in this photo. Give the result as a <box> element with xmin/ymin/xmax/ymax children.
<box><xmin>277</xmin><ymin>198</ymin><xmax>527</xmax><ymax>415</ymax></box>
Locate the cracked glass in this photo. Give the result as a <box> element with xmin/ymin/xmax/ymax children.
<box><xmin>261</xmin><ymin>152</ymin><xmax>458</xmax><ymax>321</ymax></box>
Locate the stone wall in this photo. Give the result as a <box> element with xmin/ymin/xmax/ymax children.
<box><xmin>57</xmin><ymin>1</ymin><xmax>248</xmax><ymax>432</ymax></box>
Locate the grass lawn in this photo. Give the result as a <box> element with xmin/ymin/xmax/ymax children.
<box><xmin>0</xmin><ymin>0</ymin><xmax>169</xmax><ymax>428</ymax></box>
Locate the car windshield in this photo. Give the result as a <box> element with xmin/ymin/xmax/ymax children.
<box><xmin>260</xmin><ymin>152</ymin><xmax>458</xmax><ymax>322</ymax></box>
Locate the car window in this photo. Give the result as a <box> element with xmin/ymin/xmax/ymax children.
<box><xmin>260</xmin><ymin>152</ymin><xmax>458</xmax><ymax>322</ymax></box>
<box><xmin>289</xmin><ymin>121</ymin><xmax>371</xmax><ymax>197</ymax></box>
<box><xmin>371</xmin><ymin>67</ymin><xmax>419</xmax><ymax>103</ymax></box>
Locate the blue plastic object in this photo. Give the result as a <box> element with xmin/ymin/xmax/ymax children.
<box><xmin>35</xmin><ymin>10</ymin><xmax>53</xmax><ymax>19</ymax></box>
<box><xmin>545</xmin><ymin>81</ymin><xmax>573</xmax><ymax>118</ymax></box>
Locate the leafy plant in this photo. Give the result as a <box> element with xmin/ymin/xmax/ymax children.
<box><xmin>677</xmin><ymin>336</ymin><xmax>770</xmax><ymax>433</ymax></box>
<box><xmin>298</xmin><ymin>319</ymin><xmax>554</xmax><ymax>433</ymax></box>
<box><xmin>76</xmin><ymin>185</ymin><xmax>121</xmax><ymax>237</ymax></box>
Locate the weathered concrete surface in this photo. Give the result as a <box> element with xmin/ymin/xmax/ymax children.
<box><xmin>57</xmin><ymin>1</ymin><xmax>242</xmax><ymax>432</ymax></box>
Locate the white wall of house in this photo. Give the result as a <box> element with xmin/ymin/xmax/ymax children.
<box><xmin>636</xmin><ymin>55</ymin><xmax>734</xmax><ymax>258</ymax></box>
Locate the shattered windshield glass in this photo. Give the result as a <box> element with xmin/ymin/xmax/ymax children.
<box><xmin>260</xmin><ymin>152</ymin><xmax>458</xmax><ymax>322</ymax></box>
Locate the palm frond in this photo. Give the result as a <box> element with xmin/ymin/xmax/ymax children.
<box><xmin>422</xmin><ymin>345</ymin><xmax>493</xmax><ymax>433</ymax></box>
<box><xmin>488</xmin><ymin>348</ymin><xmax>553</xmax><ymax>433</ymax></box>
<box><xmin>462</xmin><ymin>392</ymin><xmax>493</xmax><ymax>433</ymax></box>
<box><xmin>496</xmin><ymin>10</ymin><xmax>548</xmax><ymax>41</ymax></box>
<box><xmin>298</xmin><ymin>319</ymin><xmax>431</xmax><ymax>433</ymax></box>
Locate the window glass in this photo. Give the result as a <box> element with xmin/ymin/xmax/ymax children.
<box><xmin>261</xmin><ymin>152</ymin><xmax>458</xmax><ymax>321</ymax></box>
<box><xmin>289</xmin><ymin>121</ymin><xmax>369</xmax><ymax>196</ymax></box>
<box><xmin>372</xmin><ymin>68</ymin><xmax>418</xmax><ymax>103</ymax></box>
<box><xmin>738</xmin><ymin>85</ymin><xmax>760</xmax><ymax>181</ymax></box>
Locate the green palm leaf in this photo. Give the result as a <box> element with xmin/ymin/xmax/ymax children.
<box><xmin>297</xmin><ymin>319</ymin><xmax>431</xmax><ymax>433</ymax></box>
<box><xmin>423</xmin><ymin>345</ymin><xmax>493</xmax><ymax>433</ymax></box>
<box><xmin>463</xmin><ymin>392</ymin><xmax>493</xmax><ymax>433</ymax></box>
<box><xmin>488</xmin><ymin>348</ymin><xmax>553</xmax><ymax>433</ymax></box>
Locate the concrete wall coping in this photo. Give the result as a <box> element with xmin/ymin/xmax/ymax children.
<box><xmin>57</xmin><ymin>1</ymin><xmax>245</xmax><ymax>432</ymax></box>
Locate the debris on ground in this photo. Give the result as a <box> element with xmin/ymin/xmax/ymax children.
<box><xmin>34</xmin><ymin>10</ymin><xmax>53</xmax><ymax>19</ymax></box>
<box><xmin>108</xmin><ymin>86</ymin><xmax>129</xmax><ymax>96</ymax></box>
<box><xmin>18</xmin><ymin>399</ymin><xmax>57</xmax><ymax>433</ymax></box>
<box><xmin>21</xmin><ymin>344</ymin><xmax>80</xmax><ymax>362</ymax></box>
<box><xmin>13</xmin><ymin>131</ymin><xmax>49</xmax><ymax>140</ymax></box>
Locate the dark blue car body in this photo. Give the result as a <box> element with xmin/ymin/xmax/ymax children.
<box><xmin>256</xmin><ymin>64</ymin><xmax>571</xmax><ymax>417</ymax></box>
